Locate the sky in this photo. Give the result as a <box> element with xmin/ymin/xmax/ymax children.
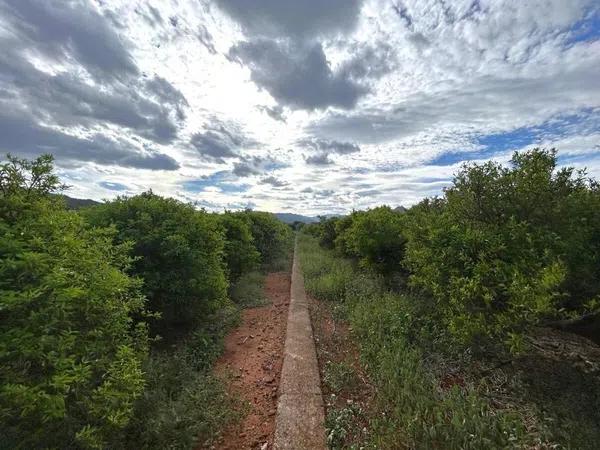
<box><xmin>0</xmin><ymin>0</ymin><xmax>599</xmax><ymax>215</ymax></box>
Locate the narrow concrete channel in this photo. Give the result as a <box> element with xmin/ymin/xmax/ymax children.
<box><xmin>274</xmin><ymin>240</ymin><xmax>326</xmax><ymax>450</ymax></box>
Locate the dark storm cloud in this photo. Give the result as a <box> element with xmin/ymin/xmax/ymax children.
<box><xmin>298</xmin><ymin>138</ymin><xmax>361</xmax><ymax>154</ymax></box>
<box><xmin>0</xmin><ymin>48</ymin><xmax>185</xmax><ymax>143</ymax></box>
<box><xmin>214</xmin><ymin>0</ymin><xmax>364</xmax><ymax>39</ymax></box>
<box><xmin>219</xmin><ymin>0</ymin><xmax>394</xmax><ymax>112</ymax></box>
<box><xmin>0</xmin><ymin>110</ymin><xmax>179</xmax><ymax>171</ymax></box>
<box><xmin>190</xmin><ymin>120</ymin><xmax>257</xmax><ymax>163</ymax></box>
<box><xmin>339</xmin><ymin>41</ymin><xmax>397</xmax><ymax>80</ymax></box>
<box><xmin>229</xmin><ymin>40</ymin><xmax>367</xmax><ymax>110</ymax></box>
<box><xmin>0</xmin><ymin>0</ymin><xmax>138</xmax><ymax>80</ymax></box>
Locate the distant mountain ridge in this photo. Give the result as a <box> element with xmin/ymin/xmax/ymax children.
<box><xmin>274</xmin><ymin>213</ymin><xmax>319</xmax><ymax>224</ymax></box>
<box><xmin>60</xmin><ymin>195</ymin><xmax>100</xmax><ymax>209</ymax></box>
<box><xmin>59</xmin><ymin>195</ymin><xmax>321</xmax><ymax>223</ymax></box>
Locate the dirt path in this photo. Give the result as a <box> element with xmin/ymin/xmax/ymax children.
<box><xmin>213</xmin><ymin>272</ymin><xmax>290</xmax><ymax>450</ymax></box>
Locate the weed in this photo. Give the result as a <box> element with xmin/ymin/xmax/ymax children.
<box><xmin>325</xmin><ymin>403</ymin><xmax>369</xmax><ymax>450</ymax></box>
<box><xmin>299</xmin><ymin>234</ymin><xmax>542</xmax><ymax>449</ymax></box>
<box><xmin>324</xmin><ymin>360</ymin><xmax>357</xmax><ymax>393</ymax></box>
<box><xmin>229</xmin><ymin>271</ymin><xmax>268</xmax><ymax>307</ymax></box>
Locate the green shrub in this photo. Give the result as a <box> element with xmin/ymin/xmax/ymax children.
<box><xmin>404</xmin><ymin>148</ymin><xmax>600</xmax><ymax>350</ymax></box>
<box><xmin>0</xmin><ymin>155</ymin><xmax>149</xmax><ymax>449</ymax></box>
<box><xmin>120</xmin><ymin>348</ymin><xmax>239</xmax><ymax>449</ymax></box>
<box><xmin>217</xmin><ymin>212</ymin><xmax>260</xmax><ymax>281</ymax></box>
<box><xmin>341</xmin><ymin>206</ymin><xmax>406</xmax><ymax>275</ymax></box>
<box><xmin>299</xmin><ymin>235</ymin><xmax>533</xmax><ymax>449</ymax></box>
<box><xmin>323</xmin><ymin>361</ymin><xmax>357</xmax><ymax>394</ymax></box>
<box><xmin>84</xmin><ymin>193</ymin><xmax>228</xmax><ymax>333</ymax></box>
<box><xmin>298</xmin><ymin>235</ymin><xmax>354</xmax><ymax>302</ymax></box>
<box><xmin>242</xmin><ymin>211</ymin><xmax>293</xmax><ymax>269</ymax></box>
<box><xmin>318</xmin><ymin>217</ymin><xmax>340</xmax><ymax>249</ymax></box>
<box><xmin>325</xmin><ymin>404</ymin><xmax>366</xmax><ymax>450</ymax></box>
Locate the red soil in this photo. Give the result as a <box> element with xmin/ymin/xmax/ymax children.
<box><xmin>213</xmin><ymin>272</ymin><xmax>290</xmax><ymax>450</ymax></box>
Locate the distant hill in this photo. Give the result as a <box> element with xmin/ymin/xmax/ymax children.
<box><xmin>60</xmin><ymin>195</ymin><xmax>100</xmax><ymax>210</ymax></box>
<box><xmin>274</xmin><ymin>213</ymin><xmax>319</xmax><ymax>224</ymax></box>
<box><xmin>57</xmin><ymin>196</ymin><xmax>322</xmax><ymax>223</ymax></box>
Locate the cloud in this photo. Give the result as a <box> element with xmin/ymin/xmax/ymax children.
<box><xmin>190</xmin><ymin>119</ymin><xmax>256</xmax><ymax>162</ymax></box>
<box><xmin>259</xmin><ymin>175</ymin><xmax>289</xmax><ymax>187</ymax></box>
<box><xmin>0</xmin><ymin>0</ymin><xmax>138</xmax><ymax>80</ymax></box>
<box><xmin>0</xmin><ymin>110</ymin><xmax>179</xmax><ymax>171</ymax></box>
<box><xmin>233</xmin><ymin>155</ymin><xmax>283</xmax><ymax>177</ymax></box>
<box><xmin>257</xmin><ymin>105</ymin><xmax>286</xmax><ymax>122</ymax></box>
<box><xmin>305</xmin><ymin>153</ymin><xmax>334</xmax><ymax>166</ymax></box>
<box><xmin>298</xmin><ymin>138</ymin><xmax>361</xmax><ymax>154</ymax></box>
<box><xmin>1</xmin><ymin>0</ymin><xmax>598</xmax><ymax>215</ymax></box>
<box><xmin>99</xmin><ymin>181</ymin><xmax>130</xmax><ymax>191</ymax></box>
<box><xmin>214</xmin><ymin>0</ymin><xmax>364</xmax><ymax>39</ymax></box>
<box><xmin>135</xmin><ymin>5</ymin><xmax>164</xmax><ymax>28</ymax></box>
<box><xmin>198</xmin><ymin>24</ymin><xmax>217</xmax><ymax>54</ymax></box>
<box><xmin>230</xmin><ymin>40</ymin><xmax>368</xmax><ymax>110</ymax></box>
<box><xmin>0</xmin><ymin>43</ymin><xmax>187</xmax><ymax>144</ymax></box>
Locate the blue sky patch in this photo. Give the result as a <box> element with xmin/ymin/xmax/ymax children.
<box><xmin>98</xmin><ymin>181</ymin><xmax>129</xmax><ymax>191</ymax></box>
<box><xmin>182</xmin><ymin>171</ymin><xmax>249</xmax><ymax>193</ymax></box>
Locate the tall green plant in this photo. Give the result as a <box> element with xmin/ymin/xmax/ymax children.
<box><xmin>0</xmin><ymin>155</ymin><xmax>149</xmax><ymax>448</ymax></box>
<box><xmin>84</xmin><ymin>193</ymin><xmax>227</xmax><ymax>333</ymax></box>
<box><xmin>217</xmin><ymin>212</ymin><xmax>260</xmax><ymax>281</ymax></box>
<box><xmin>404</xmin><ymin>148</ymin><xmax>600</xmax><ymax>350</ymax></box>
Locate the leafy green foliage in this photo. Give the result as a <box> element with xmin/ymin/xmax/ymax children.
<box><xmin>340</xmin><ymin>206</ymin><xmax>406</xmax><ymax>275</ymax></box>
<box><xmin>243</xmin><ymin>211</ymin><xmax>293</xmax><ymax>270</ymax></box>
<box><xmin>217</xmin><ymin>212</ymin><xmax>260</xmax><ymax>281</ymax></box>
<box><xmin>121</xmin><ymin>348</ymin><xmax>240</xmax><ymax>449</ymax></box>
<box><xmin>229</xmin><ymin>271</ymin><xmax>267</xmax><ymax>307</ymax></box>
<box><xmin>299</xmin><ymin>235</ymin><xmax>535</xmax><ymax>449</ymax></box>
<box><xmin>404</xmin><ymin>149</ymin><xmax>600</xmax><ymax>349</ymax></box>
<box><xmin>84</xmin><ymin>193</ymin><xmax>228</xmax><ymax>333</ymax></box>
<box><xmin>0</xmin><ymin>155</ymin><xmax>149</xmax><ymax>449</ymax></box>
<box><xmin>305</xmin><ymin>207</ymin><xmax>407</xmax><ymax>276</ymax></box>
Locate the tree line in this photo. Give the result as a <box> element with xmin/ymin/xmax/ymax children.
<box><xmin>304</xmin><ymin>148</ymin><xmax>600</xmax><ymax>352</ymax></box>
<box><xmin>0</xmin><ymin>154</ymin><xmax>292</xmax><ymax>448</ymax></box>
<box><xmin>299</xmin><ymin>148</ymin><xmax>600</xmax><ymax>447</ymax></box>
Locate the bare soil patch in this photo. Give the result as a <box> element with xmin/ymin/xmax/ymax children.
<box><xmin>212</xmin><ymin>272</ymin><xmax>290</xmax><ymax>450</ymax></box>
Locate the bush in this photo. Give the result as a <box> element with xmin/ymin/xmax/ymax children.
<box><xmin>0</xmin><ymin>155</ymin><xmax>149</xmax><ymax>449</ymax></box>
<box><xmin>121</xmin><ymin>348</ymin><xmax>240</xmax><ymax>449</ymax></box>
<box><xmin>404</xmin><ymin>149</ymin><xmax>600</xmax><ymax>350</ymax></box>
<box><xmin>341</xmin><ymin>206</ymin><xmax>406</xmax><ymax>275</ymax></box>
<box><xmin>217</xmin><ymin>212</ymin><xmax>260</xmax><ymax>281</ymax></box>
<box><xmin>242</xmin><ymin>211</ymin><xmax>293</xmax><ymax>270</ymax></box>
<box><xmin>299</xmin><ymin>234</ymin><xmax>533</xmax><ymax>449</ymax></box>
<box><xmin>84</xmin><ymin>193</ymin><xmax>228</xmax><ymax>333</ymax></box>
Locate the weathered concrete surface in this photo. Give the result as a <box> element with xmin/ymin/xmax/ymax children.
<box><xmin>274</xmin><ymin>240</ymin><xmax>326</xmax><ymax>450</ymax></box>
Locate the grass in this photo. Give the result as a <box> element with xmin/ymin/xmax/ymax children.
<box><xmin>298</xmin><ymin>233</ymin><xmax>556</xmax><ymax>449</ymax></box>
<box><xmin>111</xmin><ymin>300</ymin><xmax>242</xmax><ymax>449</ymax></box>
<box><xmin>323</xmin><ymin>360</ymin><xmax>358</xmax><ymax>394</ymax></box>
<box><xmin>121</xmin><ymin>350</ymin><xmax>241</xmax><ymax>449</ymax></box>
<box><xmin>229</xmin><ymin>271</ymin><xmax>268</xmax><ymax>307</ymax></box>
